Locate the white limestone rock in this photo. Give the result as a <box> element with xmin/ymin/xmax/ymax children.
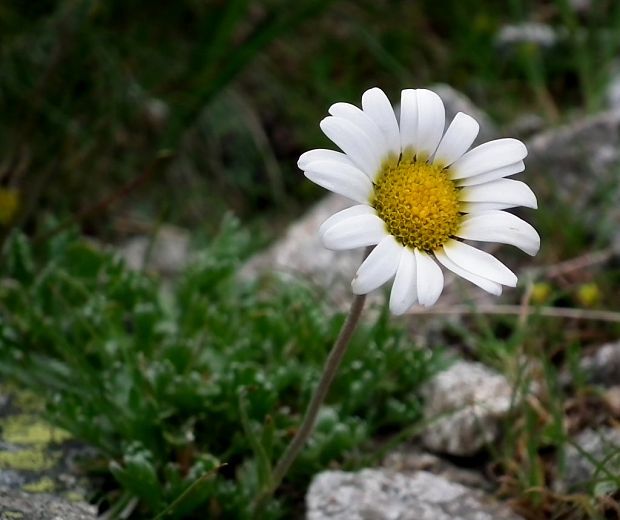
<box><xmin>555</xmin><ymin>427</ymin><xmax>620</xmax><ymax>494</ymax></box>
<box><xmin>119</xmin><ymin>225</ymin><xmax>190</xmax><ymax>275</ymax></box>
<box><xmin>0</xmin><ymin>489</ymin><xmax>97</xmax><ymax>520</ymax></box>
<box><xmin>580</xmin><ymin>341</ymin><xmax>620</xmax><ymax>387</ymax></box>
<box><xmin>421</xmin><ymin>361</ymin><xmax>513</xmax><ymax>456</ymax></box>
<box><xmin>306</xmin><ymin>469</ymin><xmax>522</xmax><ymax>520</ymax></box>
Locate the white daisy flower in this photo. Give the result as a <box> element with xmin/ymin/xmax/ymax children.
<box><xmin>299</xmin><ymin>87</ymin><xmax>540</xmax><ymax>315</ymax></box>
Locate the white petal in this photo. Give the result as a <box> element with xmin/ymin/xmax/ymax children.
<box><xmin>414</xmin><ymin>249</ymin><xmax>444</xmax><ymax>306</ymax></box>
<box><xmin>432</xmin><ymin>112</ymin><xmax>479</xmax><ymax>166</ymax></box>
<box><xmin>389</xmin><ymin>247</ymin><xmax>417</xmax><ymax>315</ymax></box>
<box><xmin>351</xmin><ymin>235</ymin><xmax>401</xmax><ymax>294</ymax></box>
<box><xmin>434</xmin><ymin>249</ymin><xmax>502</xmax><ymax>295</ymax></box>
<box><xmin>298</xmin><ymin>149</ymin><xmax>354</xmax><ymax>171</ymax></box>
<box><xmin>361</xmin><ymin>87</ymin><xmax>400</xmax><ymax>157</ymax></box>
<box><xmin>462</xmin><ymin>202</ymin><xmax>519</xmax><ymax>212</ymax></box>
<box><xmin>320</xmin><ymin>116</ymin><xmax>383</xmax><ymax>179</ymax></box>
<box><xmin>322</xmin><ymin>213</ymin><xmax>387</xmax><ymax>251</ymax></box>
<box><xmin>456</xmin><ymin>161</ymin><xmax>525</xmax><ymax>186</ymax></box>
<box><xmin>457</xmin><ymin>210</ymin><xmax>540</xmax><ymax>256</ymax></box>
<box><xmin>304</xmin><ymin>160</ymin><xmax>373</xmax><ymax>203</ymax></box>
<box><xmin>416</xmin><ymin>89</ymin><xmax>445</xmax><ymax>159</ymax></box>
<box><xmin>450</xmin><ymin>138</ymin><xmax>527</xmax><ymax>180</ymax></box>
<box><xmin>442</xmin><ymin>239</ymin><xmax>517</xmax><ymax>287</ymax></box>
<box><xmin>459</xmin><ymin>179</ymin><xmax>538</xmax><ymax>209</ymax></box>
<box><xmin>399</xmin><ymin>89</ymin><xmax>418</xmax><ymax>154</ymax></box>
<box><xmin>319</xmin><ymin>205</ymin><xmax>375</xmax><ymax>238</ymax></box>
<box><xmin>329</xmin><ymin>102</ymin><xmax>389</xmax><ymax>156</ymax></box>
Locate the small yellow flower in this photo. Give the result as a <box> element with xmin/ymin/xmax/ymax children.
<box><xmin>0</xmin><ymin>188</ymin><xmax>20</xmax><ymax>225</ymax></box>
<box><xmin>576</xmin><ymin>282</ymin><xmax>601</xmax><ymax>307</ymax></box>
<box><xmin>531</xmin><ymin>282</ymin><xmax>552</xmax><ymax>304</ymax></box>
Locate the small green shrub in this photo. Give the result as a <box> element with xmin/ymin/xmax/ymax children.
<box><xmin>0</xmin><ymin>219</ymin><xmax>445</xmax><ymax>518</ymax></box>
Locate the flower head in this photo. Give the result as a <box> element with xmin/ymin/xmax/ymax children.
<box><xmin>299</xmin><ymin>87</ymin><xmax>540</xmax><ymax>314</ymax></box>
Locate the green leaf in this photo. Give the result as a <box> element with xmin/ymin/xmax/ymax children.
<box><xmin>109</xmin><ymin>445</ymin><xmax>163</xmax><ymax>511</ymax></box>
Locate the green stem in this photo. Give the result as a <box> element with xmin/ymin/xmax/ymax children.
<box><xmin>253</xmin><ymin>290</ymin><xmax>367</xmax><ymax>512</ymax></box>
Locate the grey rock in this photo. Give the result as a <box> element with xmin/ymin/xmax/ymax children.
<box><xmin>524</xmin><ymin>108</ymin><xmax>620</xmax><ymax>267</ymax></box>
<box><xmin>579</xmin><ymin>341</ymin><xmax>620</xmax><ymax>387</ymax></box>
<box><xmin>421</xmin><ymin>361</ymin><xmax>513</xmax><ymax>456</ymax></box>
<box><xmin>0</xmin><ymin>384</ymin><xmax>94</xmax><ymax>508</ymax></box>
<box><xmin>569</xmin><ymin>0</ymin><xmax>591</xmax><ymax>12</ymax></box>
<box><xmin>142</xmin><ymin>97</ymin><xmax>170</xmax><ymax>132</ymax></box>
<box><xmin>605</xmin><ymin>67</ymin><xmax>620</xmax><ymax>110</ymax></box>
<box><xmin>383</xmin><ymin>448</ymin><xmax>492</xmax><ymax>492</ymax></box>
<box><xmin>496</xmin><ymin>23</ymin><xmax>558</xmax><ymax>48</ymax></box>
<box><xmin>0</xmin><ymin>470</ymin><xmax>25</xmax><ymax>489</ymax></box>
<box><xmin>526</xmin><ymin>109</ymin><xmax>620</xmax><ymax>235</ymax></box>
<box><xmin>0</xmin><ymin>488</ymin><xmax>96</xmax><ymax>520</ymax></box>
<box><xmin>306</xmin><ymin>469</ymin><xmax>522</xmax><ymax>520</ymax></box>
<box><xmin>507</xmin><ymin>113</ymin><xmax>546</xmax><ymax>139</ymax></box>
<box><xmin>119</xmin><ymin>225</ymin><xmax>190</xmax><ymax>275</ymax></box>
<box><xmin>556</xmin><ymin>427</ymin><xmax>620</xmax><ymax>494</ymax></box>
<box><xmin>240</xmin><ymin>194</ymin><xmax>367</xmax><ymax>308</ymax></box>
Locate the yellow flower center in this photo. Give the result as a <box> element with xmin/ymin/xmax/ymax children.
<box><xmin>371</xmin><ymin>159</ymin><xmax>461</xmax><ymax>252</ymax></box>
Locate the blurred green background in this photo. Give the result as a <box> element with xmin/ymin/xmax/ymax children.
<box><xmin>2</xmin><ymin>0</ymin><xmax>620</xmax><ymax>518</ymax></box>
<box><xmin>3</xmin><ymin>0</ymin><xmax>619</xmax><ymax>242</ymax></box>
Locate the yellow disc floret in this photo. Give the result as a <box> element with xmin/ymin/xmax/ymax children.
<box><xmin>371</xmin><ymin>158</ymin><xmax>461</xmax><ymax>251</ymax></box>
